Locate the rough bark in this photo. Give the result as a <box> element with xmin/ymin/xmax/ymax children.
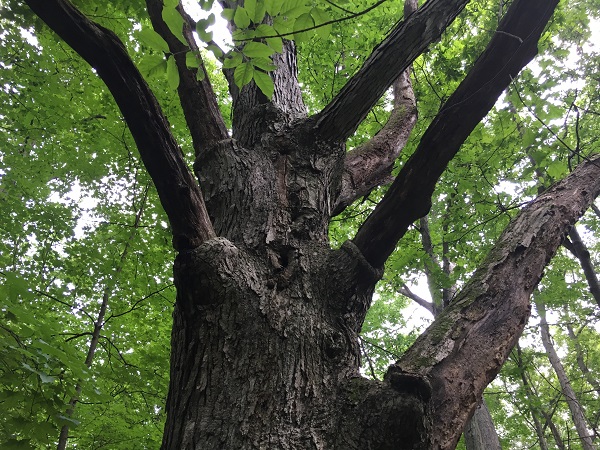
<box><xmin>391</xmin><ymin>155</ymin><xmax>600</xmax><ymax>449</ymax></box>
<box><xmin>538</xmin><ymin>302</ymin><xmax>597</xmax><ymax>450</ymax></box>
<box><xmin>24</xmin><ymin>0</ymin><xmax>600</xmax><ymax>449</ymax></box>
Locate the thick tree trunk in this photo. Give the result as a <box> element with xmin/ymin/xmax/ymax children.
<box><xmin>25</xmin><ymin>1</ymin><xmax>600</xmax><ymax>449</ymax></box>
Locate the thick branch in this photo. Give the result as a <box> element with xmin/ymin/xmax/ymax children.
<box><xmin>315</xmin><ymin>0</ymin><xmax>471</xmax><ymax>142</ymax></box>
<box><xmin>333</xmin><ymin>0</ymin><xmax>419</xmax><ymax>214</ymax></box>
<box><xmin>387</xmin><ymin>154</ymin><xmax>600</xmax><ymax>450</ymax></box>
<box><xmin>146</xmin><ymin>0</ymin><xmax>229</xmax><ymax>156</ymax></box>
<box><xmin>333</xmin><ymin>68</ymin><xmax>417</xmax><ymax>214</ymax></box>
<box><xmin>563</xmin><ymin>226</ymin><xmax>600</xmax><ymax>307</ymax></box>
<box><xmin>353</xmin><ymin>0</ymin><xmax>559</xmax><ymax>268</ymax></box>
<box><xmin>25</xmin><ymin>0</ymin><xmax>215</xmax><ymax>250</ymax></box>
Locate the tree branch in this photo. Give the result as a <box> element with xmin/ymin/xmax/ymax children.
<box><xmin>146</xmin><ymin>0</ymin><xmax>229</xmax><ymax>157</ymax></box>
<box><xmin>314</xmin><ymin>0</ymin><xmax>471</xmax><ymax>142</ymax></box>
<box><xmin>388</xmin><ymin>154</ymin><xmax>600</xmax><ymax>450</ymax></box>
<box><xmin>352</xmin><ymin>0</ymin><xmax>559</xmax><ymax>268</ymax></box>
<box><xmin>563</xmin><ymin>226</ymin><xmax>600</xmax><ymax>307</ymax></box>
<box><xmin>25</xmin><ymin>0</ymin><xmax>215</xmax><ymax>251</ymax></box>
<box><xmin>333</xmin><ymin>53</ymin><xmax>418</xmax><ymax>215</ymax></box>
<box><xmin>398</xmin><ymin>284</ymin><xmax>434</xmax><ymax>315</ymax></box>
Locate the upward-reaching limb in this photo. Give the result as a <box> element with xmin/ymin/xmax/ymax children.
<box><xmin>146</xmin><ymin>0</ymin><xmax>229</xmax><ymax>157</ymax></box>
<box><xmin>352</xmin><ymin>0</ymin><xmax>560</xmax><ymax>268</ymax></box>
<box><xmin>315</xmin><ymin>0</ymin><xmax>472</xmax><ymax>143</ymax></box>
<box><xmin>25</xmin><ymin>0</ymin><xmax>215</xmax><ymax>251</ymax></box>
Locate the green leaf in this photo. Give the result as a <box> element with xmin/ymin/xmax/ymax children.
<box><xmin>234</xmin><ymin>62</ymin><xmax>254</xmax><ymax>88</ymax></box>
<box><xmin>166</xmin><ymin>54</ymin><xmax>180</xmax><ymax>90</ymax></box>
<box><xmin>310</xmin><ymin>7</ymin><xmax>332</xmax><ymax>40</ymax></box>
<box><xmin>243</xmin><ymin>42</ymin><xmax>275</xmax><ymax>58</ymax></box>
<box><xmin>546</xmin><ymin>160</ymin><xmax>565</xmax><ymax>179</ymax></box>
<box><xmin>163</xmin><ymin>0</ymin><xmax>179</xmax><ymax>8</ymax></box>
<box><xmin>265</xmin><ymin>0</ymin><xmax>284</xmax><ymax>15</ymax></box>
<box><xmin>253</xmin><ymin>0</ymin><xmax>267</xmax><ymax>24</ymax></box>
<box><xmin>185</xmin><ymin>52</ymin><xmax>200</xmax><ymax>69</ymax></box>
<box><xmin>138</xmin><ymin>54</ymin><xmax>167</xmax><ymax>78</ymax></box>
<box><xmin>256</xmin><ymin>24</ymin><xmax>283</xmax><ymax>53</ymax></box>
<box><xmin>253</xmin><ymin>70</ymin><xmax>274</xmax><ymax>98</ymax></box>
<box><xmin>138</xmin><ymin>28</ymin><xmax>169</xmax><ymax>53</ymax></box>
<box><xmin>245</xmin><ymin>0</ymin><xmax>257</xmax><ymax>23</ymax></box>
<box><xmin>234</xmin><ymin>7</ymin><xmax>251</xmax><ymax>29</ymax></box>
<box><xmin>196</xmin><ymin>19</ymin><xmax>214</xmax><ymax>43</ymax></box>
<box><xmin>199</xmin><ymin>0</ymin><xmax>214</xmax><ymax>11</ymax></box>
<box><xmin>293</xmin><ymin>12</ymin><xmax>315</xmax><ymax>42</ymax></box>
<box><xmin>206</xmin><ymin>44</ymin><xmax>223</xmax><ymax>59</ymax></box>
<box><xmin>221</xmin><ymin>8</ymin><xmax>235</xmax><ymax>21</ymax></box>
<box><xmin>162</xmin><ymin>7</ymin><xmax>187</xmax><ymax>45</ymax></box>
<box><xmin>223</xmin><ymin>52</ymin><xmax>243</xmax><ymax>69</ymax></box>
<box><xmin>250</xmin><ymin>57</ymin><xmax>277</xmax><ymax>72</ymax></box>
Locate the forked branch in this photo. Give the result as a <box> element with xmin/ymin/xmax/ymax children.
<box><xmin>353</xmin><ymin>0</ymin><xmax>560</xmax><ymax>268</ymax></box>
<box><xmin>315</xmin><ymin>0</ymin><xmax>472</xmax><ymax>142</ymax></box>
<box><xmin>25</xmin><ymin>0</ymin><xmax>215</xmax><ymax>251</ymax></box>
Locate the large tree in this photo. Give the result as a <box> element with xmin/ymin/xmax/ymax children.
<box><xmin>4</xmin><ymin>0</ymin><xmax>600</xmax><ymax>448</ymax></box>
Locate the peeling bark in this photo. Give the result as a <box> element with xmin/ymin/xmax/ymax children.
<box><xmin>391</xmin><ymin>155</ymin><xmax>600</xmax><ymax>449</ymax></box>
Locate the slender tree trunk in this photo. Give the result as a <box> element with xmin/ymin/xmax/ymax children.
<box><xmin>464</xmin><ymin>400</ymin><xmax>502</xmax><ymax>450</ymax></box>
<box><xmin>563</xmin><ymin>226</ymin><xmax>600</xmax><ymax>307</ymax></box>
<box><xmin>537</xmin><ymin>302</ymin><xmax>597</xmax><ymax>450</ymax></box>
<box><xmin>57</xmin><ymin>187</ymin><xmax>148</xmax><ymax>450</ymax></box>
<box><xmin>566</xmin><ymin>321</ymin><xmax>600</xmax><ymax>396</ymax></box>
<box><xmin>515</xmin><ymin>344</ymin><xmax>551</xmax><ymax>450</ymax></box>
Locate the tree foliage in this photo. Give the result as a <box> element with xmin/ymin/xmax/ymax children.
<box><xmin>1</xmin><ymin>0</ymin><xmax>600</xmax><ymax>448</ymax></box>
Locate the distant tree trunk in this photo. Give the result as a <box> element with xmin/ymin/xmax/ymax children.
<box><xmin>566</xmin><ymin>321</ymin><xmax>600</xmax><ymax>396</ymax></box>
<box><xmin>464</xmin><ymin>400</ymin><xmax>502</xmax><ymax>450</ymax></box>
<box><xmin>563</xmin><ymin>226</ymin><xmax>600</xmax><ymax>307</ymax></box>
<box><xmin>537</xmin><ymin>302</ymin><xmax>597</xmax><ymax>450</ymax></box>
<box><xmin>516</xmin><ymin>344</ymin><xmax>551</xmax><ymax>450</ymax></box>
<box><xmin>416</xmin><ymin>214</ymin><xmax>502</xmax><ymax>450</ymax></box>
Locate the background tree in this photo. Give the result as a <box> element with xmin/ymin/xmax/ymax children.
<box><xmin>1</xmin><ymin>0</ymin><xmax>600</xmax><ymax>448</ymax></box>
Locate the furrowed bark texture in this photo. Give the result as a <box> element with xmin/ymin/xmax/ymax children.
<box><xmin>24</xmin><ymin>0</ymin><xmax>214</xmax><ymax>251</ymax></box>
<box><xmin>27</xmin><ymin>0</ymin><xmax>600</xmax><ymax>449</ymax></box>
<box><xmin>390</xmin><ymin>155</ymin><xmax>600</xmax><ymax>450</ymax></box>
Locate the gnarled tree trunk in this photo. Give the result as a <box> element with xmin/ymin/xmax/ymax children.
<box><xmin>23</xmin><ymin>0</ymin><xmax>600</xmax><ymax>449</ymax></box>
